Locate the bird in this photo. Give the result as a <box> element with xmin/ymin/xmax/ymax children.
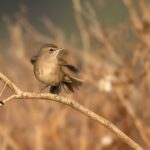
<box><xmin>30</xmin><ymin>43</ymin><xmax>83</xmax><ymax>94</ymax></box>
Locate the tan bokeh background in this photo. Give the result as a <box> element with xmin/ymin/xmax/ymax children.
<box><xmin>0</xmin><ymin>0</ymin><xmax>150</xmax><ymax>150</ymax></box>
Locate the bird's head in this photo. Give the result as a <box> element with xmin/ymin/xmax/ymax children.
<box><xmin>40</xmin><ymin>43</ymin><xmax>64</xmax><ymax>59</ymax></box>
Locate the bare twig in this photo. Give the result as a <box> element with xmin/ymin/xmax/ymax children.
<box><xmin>83</xmin><ymin>2</ymin><xmax>122</xmax><ymax>65</ymax></box>
<box><xmin>0</xmin><ymin>83</ymin><xmax>7</xmax><ymax>97</ymax></box>
<box><xmin>115</xmin><ymin>88</ymin><xmax>150</xmax><ymax>149</ymax></box>
<box><xmin>72</xmin><ymin>0</ymin><xmax>90</xmax><ymax>50</ymax></box>
<box><xmin>0</xmin><ymin>72</ymin><xmax>143</xmax><ymax>150</ymax></box>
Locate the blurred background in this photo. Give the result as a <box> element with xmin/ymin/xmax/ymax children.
<box><xmin>0</xmin><ymin>0</ymin><xmax>150</xmax><ymax>149</ymax></box>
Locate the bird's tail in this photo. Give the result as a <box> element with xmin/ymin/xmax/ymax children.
<box><xmin>62</xmin><ymin>75</ymin><xmax>83</xmax><ymax>93</ymax></box>
<box><xmin>49</xmin><ymin>76</ymin><xmax>83</xmax><ymax>94</ymax></box>
<box><xmin>50</xmin><ymin>83</ymin><xmax>61</xmax><ymax>94</ymax></box>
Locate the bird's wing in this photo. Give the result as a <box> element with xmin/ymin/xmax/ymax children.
<box><xmin>58</xmin><ymin>58</ymin><xmax>79</xmax><ymax>73</ymax></box>
<box><xmin>30</xmin><ymin>55</ymin><xmax>38</xmax><ymax>64</ymax></box>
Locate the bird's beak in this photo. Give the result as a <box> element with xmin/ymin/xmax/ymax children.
<box><xmin>57</xmin><ymin>48</ymin><xmax>65</xmax><ymax>55</ymax></box>
<box><xmin>58</xmin><ymin>48</ymin><xmax>65</xmax><ymax>52</ymax></box>
<box><xmin>53</xmin><ymin>48</ymin><xmax>65</xmax><ymax>59</ymax></box>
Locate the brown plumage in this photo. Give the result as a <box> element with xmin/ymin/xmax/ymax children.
<box><xmin>31</xmin><ymin>44</ymin><xmax>83</xmax><ymax>94</ymax></box>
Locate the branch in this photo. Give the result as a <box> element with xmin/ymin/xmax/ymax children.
<box><xmin>0</xmin><ymin>72</ymin><xmax>143</xmax><ymax>150</ymax></box>
<box><xmin>72</xmin><ymin>0</ymin><xmax>90</xmax><ymax>50</ymax></box>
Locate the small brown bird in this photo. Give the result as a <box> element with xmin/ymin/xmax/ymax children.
<box><xmin>31</xmin><ymin>43</ymin><xmax>82</xmax><ymax>94</ymax></box>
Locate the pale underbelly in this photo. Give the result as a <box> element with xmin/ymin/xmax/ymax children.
<box><xmin>34</xmin><ymin>66</ymin><xmax>64</xmax><ymax>85</ymax></box>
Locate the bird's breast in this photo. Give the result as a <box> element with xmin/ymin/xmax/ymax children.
<box><xmin>34</xmin><ymin>61</ymin><xmax>64</xmax><ymax>85</ymax></box>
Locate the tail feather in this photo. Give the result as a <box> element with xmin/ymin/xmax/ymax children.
<box><xmin>50</xmin><ymin>84</ymin><xmax>61</xmax><ymax>94</ymax></box>
<box><xmin>69</xmin><ymin>76</ymin><xmax>83</xmax><ymax>87</ymax></box>
<box><xmin>63</xmin><ymin>81</ymin><xmax>75</xmax><ymax>92</ymax></box>
<box><xmin>49</xmin><ymin>76</ymin><xmax>83</xmax><ymax>94</ymax></box>
<box><xmin>62</xmin><ymin>76</ymin><xmax>83</xmax><ymax>93</ymax></box>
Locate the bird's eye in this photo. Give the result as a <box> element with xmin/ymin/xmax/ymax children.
<box><xmin>49</xmin><ymin>48</ymin><xmax>54</xmax><ymax>52</ymax></box>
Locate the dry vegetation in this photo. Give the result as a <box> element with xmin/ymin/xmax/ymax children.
<box><xmin>0</xmin><ymin>0</ymin><xmax>150</xmax><ymax>149</ymax></box>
